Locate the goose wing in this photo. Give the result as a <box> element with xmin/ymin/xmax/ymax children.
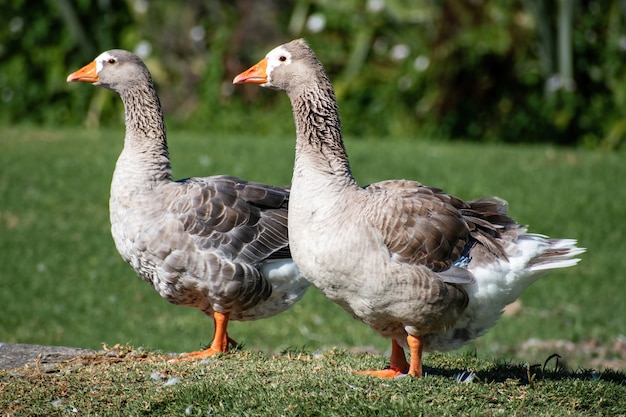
<box><xmin>172</xmin><ymin>175</ymin><xmax>291</xmax><ymax>264</ymax></box>
<box><xmin>363</xmin><ymin>180</ymin><xmax>472</xmax><ymax>276</ymax></box>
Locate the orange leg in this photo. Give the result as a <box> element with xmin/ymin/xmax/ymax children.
<box><xmin>355</xmin><ymin>339</ymin><xmax>409</xmax><ymax>378</ymax></box>
<box><xmin>406</xmin><ymin>334</ymin><xmax>424</xmax><ymax>378</ymax></box>
<box><xmin>174</xmin><ymin>312</ymin><xmax>237</xmax><ymax>361</ymax></box>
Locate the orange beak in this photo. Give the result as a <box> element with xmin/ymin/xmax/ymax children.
<box><xmin>67</xmin><ymin>61</ymin><xmax>99</xmax><ymax>83</ymax></box>
<box><xmin>233</xmin><ymin>58</ymin><xmax>268</xmax><ymax>84</ymax></box>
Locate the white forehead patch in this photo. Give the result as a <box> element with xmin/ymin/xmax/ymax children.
<box><xmin>264</xmin><ymin>45</ymin><xmax>292</xmax><ymax>84</ymax></box>
<box><xmin>94</xmin><ymin>51</ymin><xmax>115</xmax><ymax>73</ymax></box>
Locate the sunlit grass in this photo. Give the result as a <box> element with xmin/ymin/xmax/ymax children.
<box><xmin>1</xmin><ymin>125</ymin><xmax>623</xmax><ymax>371</ymax></box>
<box><xmin>1</xmin><ymin>346</ymin><xmax>625</xmax><ymax>416</ymax></box>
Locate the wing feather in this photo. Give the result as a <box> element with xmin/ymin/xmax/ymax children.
<box><xmin>172</xmin><ymin>175</ymin><xmax>291</xmax><ymax>265</ymax></box>
<box><xmin>362</xmin><ymin>180</ymin><xmax>517</xmax><ymax>281</ymax></box>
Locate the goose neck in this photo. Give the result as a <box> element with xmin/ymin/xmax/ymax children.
<box><xmin>117</xmin><ymin>83</ymin><xmax>172</xmax><ymax>182</ymax></box>
<box><xmin>289</xmin><ymin>85</ymin><xmax>355</xmax><ymax>184</ymax></box>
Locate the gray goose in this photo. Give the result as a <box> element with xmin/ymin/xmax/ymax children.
<box><xmin>67</xmin><ymin>49</ymin><xmax>308</xmax><ymax>359</ymax></box>
<box><xmin>234</xmin><ymin>39</ymin><xmax>585</xmax><ymax>378</ymax></box>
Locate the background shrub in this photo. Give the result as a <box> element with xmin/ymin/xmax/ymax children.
<box><xmin>1</xmin><ymin>0</ymin><xmax>625</xmax><ymax>148</ymax></box>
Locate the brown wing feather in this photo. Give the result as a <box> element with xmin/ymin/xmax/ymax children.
<box><xmin>172</xmin><ymin>175</ymin><xmax>291</xmax><ymax>265</ymax></box>
<box><xmin>363</xmin><ymin>180</ymin><xmax>470</xmax><ymax>272</ymax></box>
<box><xmin>363</xmin><ymin>181</ymin><xmax>520</xmax><ymax>275</ymax></box>
<box><xmin>461</xmin><ymin>197</ymin><xmax>527</xmax><ymax>265</ymax></box>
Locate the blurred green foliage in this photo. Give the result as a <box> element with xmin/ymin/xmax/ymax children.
<box><xmin>1</xmin><ymin>0</ymin><xmax>625</xmax><ymax>148</ymax></box>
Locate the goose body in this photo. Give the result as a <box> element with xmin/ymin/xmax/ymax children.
<box><xmin>67</xmin><ymin>50</ymin><xmax>308</xmax><ymax>358</ymax></box>
<box><xmin>234</xmin><ymin>39</ymin><xmax>584</xmax><ymax>378</ymax></box>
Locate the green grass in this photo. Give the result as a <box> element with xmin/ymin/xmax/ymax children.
<box><xmin>1</xmin><ymin>346</ymin><xmax>625</xmax><ymax>416</ymax></box>
<box><xmin>1</xmin><ymin>125</ymin><xmax>625</xmax><ymax>375</ymax></box>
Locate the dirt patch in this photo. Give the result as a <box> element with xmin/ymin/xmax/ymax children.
<box><xmin>518</xmin><ymin>336</ymin><xmax>626</xmax><ymax>371</ymax></box>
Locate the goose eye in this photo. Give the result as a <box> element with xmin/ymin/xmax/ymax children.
<box><xmin>107</xmin><ymin>58</ymin><xmax>116</xmax><ymax>64</ymax></box>
<box><xmin>279</xmin><ymin>55</ymin><xmax>287</xmax><ymax>62</ymax></box>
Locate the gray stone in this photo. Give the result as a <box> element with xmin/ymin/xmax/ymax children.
<box><xmin>0</xmin><ymin>343</ymin><xmax>94</xmax><ymax>371</ymax></box>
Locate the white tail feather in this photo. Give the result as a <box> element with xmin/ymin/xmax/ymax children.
<box><xmin>423</xmin><ymin>235</ymin><xmax>584</xmax><ymax>352</ymax></box>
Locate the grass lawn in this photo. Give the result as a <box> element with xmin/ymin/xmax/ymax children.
<box><xmin>1</xmin><ymin>125</ymin><xmax>624</xmax><ymax>375</ymax></box>
<box><xmin>2</xmin><ymin>346</ymin><xmax>625</xmax><ymax>416</ymax></box>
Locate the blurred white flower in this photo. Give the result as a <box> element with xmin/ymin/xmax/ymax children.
<box><xmin>190</xmin><ymin>26</ymin><xmax>205</xmax><ymax>43</ymax></box>
<box><xmin>547</xmin><ymin>75</ymin><xmax>561</xmax><ymax>92</ymax></box>
<box><xmin>307</xmin><ymin>13</ymin><xmax>326</xmax><ymax>33</ymax></box>
<box><xmin>413</xmin><ymin>55</ymin><xmax>430</xmax><ymax>71</ymax></box>
<box><xmin>134</xmin><ymin>41</ymin><xmax>152</xmax><ymax>59</ymax></box>
<box><xmin>390</xmin><ymin>44</ymin><xmax>410</xmax><ymax>62</ymax></box>
<box><xmin>367</xmin><ymin>0</ymin><xmax>385</xmax><ymax>13</ymax></box>
<box><xmin>10</xmin><ymin>17</ymin><xmax>23</xmax><ymax>33</ymax></box>
<box><xmin>546</xmin><ymin>74</ymin><xmax>575</xmax><ymax>93</ymax></box>
<box><xmin>133</xmin><ymin>0</ymin><xmax>148</xmax><ymax>14</ymax></box>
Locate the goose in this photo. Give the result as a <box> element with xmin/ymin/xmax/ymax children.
<box><xmin>233</xmin><ymin>39</ymin><xmax>585</xmax><ymax>378</ymax></box>
<box><xmin>67</xmin><ymin>49</ymin><xmax>309</xmax><ymax>359</ymax></box>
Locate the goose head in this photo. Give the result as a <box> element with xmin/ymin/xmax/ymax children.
<box><xmin>67</xmin><ymin>49</ymin><xmax>151</xmax><ymax>94</ymax></box>
<box><xmin>233</xmin><ymin>39</ymin><xmax>323</xmax><ymax>94</ymax></box>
